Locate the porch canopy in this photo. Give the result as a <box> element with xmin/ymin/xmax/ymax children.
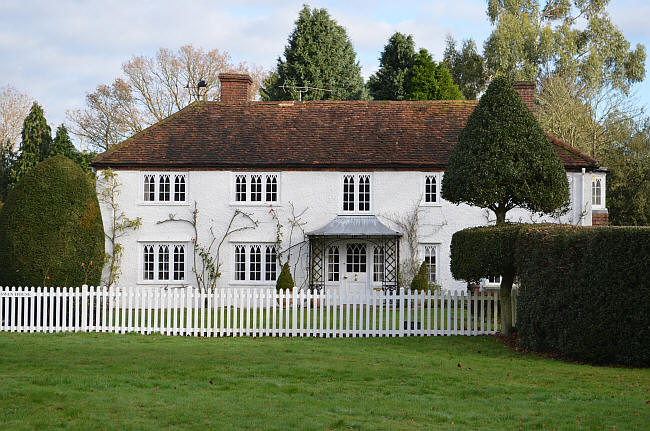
<box><xmin>306</xmin><ymin>216</ymin><xmax>402</xmax><ymax>291</ymax></box>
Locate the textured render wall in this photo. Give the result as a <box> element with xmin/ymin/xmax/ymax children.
<box><xmin>97</xmin><ymin>170</ymin><xmax>593</xmax><ymax>292</ymax></box>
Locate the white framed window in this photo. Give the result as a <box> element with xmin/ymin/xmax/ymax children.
<box><xmin>422</xmin><ymin>244</ymin><xmax>439</xmax><ymax>283</ymax></box>
<box><xmin>342</xmin><ymin>174</ymin><xmax>371</xmax><ymax>213</ymax></box>
<box><xmin>327</xmin><ymin>246</ymin><xmax>340</xmax><ymax>282</ymax></box>
<box><xmin>346</xmin><ymin>243</ymin><xmax>367</xmax><ymax>273</ymax></box>
<box><xmin>141</xmin><ymin>173</ymin><xmax>188</xmax><ymax>204</ymax></box>
<box><xmin>592</xmin><ymin>175</ymin><xmax>605</xmax><ymax>209</ymax></box>
<box><xmin>234</xmin><ymin>173</ymin><xmax>279</xmax><ymax>204</ymax></box>
<box><xmin>373</xmin><ymin>246</ymin><xmax>385</xmax><ymax>282</ymax></box>
<box><xmin>233</xmin><ymin>243</ymin><xmax>278</xmax><ymax>283</ymax></box>
<box><xmin>422</xmin><ymin>173</ymin><xmax>441</xmax><ymax>205</ymax></box>
<box><xmin>141</xmin><ymin>243</ymin><xmax>186</xmax><ymax>283</ymax></box>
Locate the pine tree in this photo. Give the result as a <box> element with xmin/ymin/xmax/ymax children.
<box><xmin>51</xmin><ymin>124</ymin><xmax>92</xmax><ymax>172</ymax></box>
<box><xmin>367</xmin><ymin>32</ymin><xmax>416</xmax><ymax>100</ymax></box>
<box><xmin>12</xmin><ymin>102</ymin><xmax>51</xmax><ymax>183</ymax></box>
<box><xmin>405</xmin><ymin>49</ymin><xmax>463</xmax><ymax>100</ymax></box>
<box><xmin>261</xmin><ymin>5</ymin><xmax>366</xmax><ymax>101</ymax></box>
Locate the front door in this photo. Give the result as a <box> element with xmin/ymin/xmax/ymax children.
<box><xmin>342</xmin><ymin>242</ymin><xmax>369</xmax><ymax>300</ymax></box>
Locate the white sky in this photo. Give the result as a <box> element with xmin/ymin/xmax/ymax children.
<box><xmin>1</xmin><ymin>0</ymin><xmax>648</xmax><ymax>144</ymax></box>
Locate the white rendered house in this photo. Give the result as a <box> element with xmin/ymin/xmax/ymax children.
<box><xmin>93</xmin><ymin>74</ymin><xmax>607</xmax><ymax>294</ymax></box>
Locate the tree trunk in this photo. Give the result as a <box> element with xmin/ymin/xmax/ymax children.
<box><xmin>495</xmin><ymin>207</ymin><xmax>507</xmax><ymax>225</ymax></box>
<box><xmin>499</xmin><ymin>266</ymin><xmax>515</xmax><ymax>336</ymax></box>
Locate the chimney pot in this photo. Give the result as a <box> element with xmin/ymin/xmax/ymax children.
<box><xmin>219</xmin><ymin>73</ymin><xmax>253</xmax><ymax>104</ymax></box>
<box><xmin>513</xmin><ymin>81</ymin><xmax>535</xmax><ymax>112</ymax></box>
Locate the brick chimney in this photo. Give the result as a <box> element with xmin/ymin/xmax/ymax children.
<box><xmin>513</xmin><ymin>81</ymin><xmax>535</xmax><ymax>111</ymax></box>
<box><xmin>219</xmin><ymin>73</ymin><xmax>253</xmax><ymax>104</ymax></box>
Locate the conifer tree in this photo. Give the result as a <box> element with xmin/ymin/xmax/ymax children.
<box><xmin>261</xmin><ymin>5</ymin><xmax>365</xmax><ymax>101</ymax></box>
<box><xmin>406</xmin><ymin>49</ymin><xmax>463</xmax><ymax>100</ymax></box>
<box><xmin>12</xmin><ymin>102</ymin><xmax>51</xmax><ymax>183</ymax></box>
<box><xmin>367</xmin><ymin>32</ymin><xmax>416</xmax><ymax>100</ymax></box>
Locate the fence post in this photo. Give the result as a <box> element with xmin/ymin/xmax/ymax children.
<box><xmin>81</xmin><ymin>284</ymin><xmax>88</xmax><ymax>332</ymax></box>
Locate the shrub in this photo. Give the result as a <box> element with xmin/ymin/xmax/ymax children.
<box><xmin>0</xmin><ymin>155</ymin><xmax>104</xmax><ymax>287</ymax></box>
<box><xmin>410</xmin><ymin>261</ymin><xmax>429</xmax><ymax>291</ymax></box>
<box><xmin>516</xmin><ymin>225</ymin><xmax>650</xmax><ymax>367</ymax></box>
<box><xmin>276</xmin><ymin>262</ymin><xmax>294</xmax><ymax>292</ymax></box>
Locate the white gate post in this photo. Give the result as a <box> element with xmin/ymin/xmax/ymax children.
<box><xmin>81</xmin><ymin>284</ymin><xmax>88</xmax><ymax>332</ymax></box>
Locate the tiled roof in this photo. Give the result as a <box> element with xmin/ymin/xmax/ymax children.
<box><xmin>92</xmin><ymin>100</ymin><xmax>600</xmax><ymax>171</ymax></box>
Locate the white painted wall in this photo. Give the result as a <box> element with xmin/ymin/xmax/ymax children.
<box><xmin>97</xmin><ymin>169</ymin><xmax>598</xmax><ymax>292</ymax></box>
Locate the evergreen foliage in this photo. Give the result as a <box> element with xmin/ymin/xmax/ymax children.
<box><xmin>12</xmin><ymin>102</ymin><xmax>51</xmax><ymax>183</ymax></box>
<box><xmin>516</xmin><ymin>225</ymin><xmax>650</xmax><ymax>366</ymax></box>
<box><xmin>406</xmin><ymin>49</ymin><xmax>463</xmax><ymax>100</ymax></box>
<box><xmin>261</xmin><ymin>5</ymin><xmax>365</xmax><ymax>101</ymax></box>
<box><xmin>443</xmin><ymin>36</ymin><xmax>488</xmax><ymax>100</ymax></box>
<box><xmin>441</xmin><ymin>76</ymin><xmax>569</xmax><ymax>225</ymax></box>
<box><xmin>367</xmin><ymin>32</ymin><xmax>416</xmax><ymax>101</ymax></box>
<box><xmin>276</xmin><ymin>262</ymin><xmax>294</xmax><ymax>291</ymax></box>
<box><xmin>409</xmin><ymin>261</ymin><xmax>430</xmax><ymax>291</ymax></box>
<box><xmin>51</xmin><ymin>124</ymin><xmax>93</xmax><ymax>172</ymax></box>
<box><xmin>0</xmin><ymin>140</ymin><xmax>16</xmax><ymax>202</ymax></box>
<box><xmin>0</xmin><ymin>155</ymin><xmax>104</xmax><ymax>287</ymax></box>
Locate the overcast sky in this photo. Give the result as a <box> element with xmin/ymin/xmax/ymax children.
<box><xmin>1</xmin><ymin>0</ymin><xmax>648</xmax><ymax>144</ymax></box>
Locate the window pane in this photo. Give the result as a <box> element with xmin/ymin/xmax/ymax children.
<box><xmin>251</xmin><ymin>175</ymin><xmax>262</xmax><ymax>202</ymax></box>
<box><xmin>343</xmin><ymin>175</ymin><xmax>354</xmax><ymax>211</ymax></box>
<box><xmin>424</xmin><ymin>246</ymin><xmax>436</xmax><ymax>283</ymax></box>
<box><xmin>250</xmin><ymin>245</ymin><xmax>261</xmax><ymax>280</ymax></box>
<box><xmin>143</xmin><ymin>245</ymin><xmax>154</xmax><ymax>280</ymax></box>
<box><xmin>425</xmin><ymin>175</ymin><xmax>437</xmax><ymax>203</ymax></box>
<box><xmin>173</xmin><ymin>245</ymin><xmax>185</xmax><ymax>281</ymax></box>
<box><xmin>373</xmin><ymin>247</ymin><xmax>385</xmax><ymax>282</ymax></box>
<box><xmin>174</xmin><ymin>175</ymin><xmax>186</xmax><ymax>202</ymax></box>
<box><xmin>358</xmin><ymin>175</ymin><xmax>370</xmax><ymax>211</ymax></box>
<box><xmin>235</xmin><ymin>245</ymin><xmax>246</xmax><ymax>280</ymax></box>
<box><xmin>158</xmin><ymin>245</ymin><xmax>170</xmax><ymax>280</ymax></box>
<box><xmin>265</xmin><ymin>246</ymin><xmax>277</xmax><ymax>281</ymax></box>
<box><xmin>327</xmin><ymin>246</ymin><xmax>339</xmax><ymax>282</ymax></box>
<box><xmin>346</xmin><ymin>243</ymin><xmax>366</xmax><ymax>273</ymax></box>
<box><xmin>236</xmin><ymin>175</ymin><xmax>246</xmax><ymax>202</ymax></box>
<box><xmin>592</xmin><ymin>178</ymin><xmax>602</xmax><ymax>206</ymax></box>
<box><xmin>159</xmin><ymin>175</ymin><xmax>170</xmax><ymax>201</ymax></box>
<box><xmin>265</xmin><ymin>175</ymin><xmax>278</xmax><ymax>202</ymax></box>
<box><xmin>144</xmin><ymin>175</ymin><xmax>155</xmax><ymax>201</ymax></box>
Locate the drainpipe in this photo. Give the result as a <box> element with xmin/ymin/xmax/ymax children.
<box><xmin>581</xmin><ymin>168</ymin><xmax>586</xmax><ymax>226</ymax></box>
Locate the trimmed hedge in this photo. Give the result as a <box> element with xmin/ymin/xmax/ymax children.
<box><xmin>449</xmin><ymin>223</ymin><xmax>523</xmax><ymax>282</ymax></box>
<box><xmin>0</xmin><ymin>155</ymin><xmax>104</xmax><ymax>287</ymax></box>
<box><xmin>516</xmin><ymin>225</ymin><xmax>650</xmax><ymax>367</ymax></box>
<box><xmin>410</xmin><ymin>261</ymin><xmax>429</xmax><ymax>291</ymax></box>
<box><xmin>276</xmin><ymin>262</ymin><xmax>294</xmax><ymax>292</ymax></box>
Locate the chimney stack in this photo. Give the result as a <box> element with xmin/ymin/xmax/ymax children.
<box><xmin>513</xmin><ymin>81</ymin><xmax>535</xmax><ymax>111</ymax></box>
<box><xmin>219</xmin><ymin>73</ymin><xmax>253</xmax><ymax>104</ymax></box>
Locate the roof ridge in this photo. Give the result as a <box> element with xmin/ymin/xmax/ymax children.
<box><xmin>92</xmin><ymin>102</ymin><xmax>202</xmax><ymax>164</ymax></box>
<box><xmin>545</xmin><ymin>132</ymin><xmax>600</xmax><ymax>166</ymax></box>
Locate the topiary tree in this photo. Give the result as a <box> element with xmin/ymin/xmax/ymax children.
<box><xmin>410</xmin><ymin>261</ymin><xmax>429</xmax><ymax>291</ymax></box>
<box><xmin>0</xmin><ymin>155</ymin><xmax>104</xmax><ymax>287</ymax></box>
<box><xmin>442</xmin><ymin>76</ymin><xmax>569</xmax><ymax>335</ymax></box>
<box><xmin>276</xmin><ymin>262</ymin><xmax>294</xmax><ymax>292</ymax></box>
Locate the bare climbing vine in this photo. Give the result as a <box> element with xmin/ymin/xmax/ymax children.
<box><xmin>382</xmin><ymin>200</ymin><xmax>422</xmax><ymax>287</ymax></box>
<box><xmin>97</xmin><ymin>169</ymin><xmax>142</xmax><ymax>289</ymax></box>
<box><xmin>158</xmin><ymin>202</ymin><xmax>258</xmax><ymax>293</ymax></box>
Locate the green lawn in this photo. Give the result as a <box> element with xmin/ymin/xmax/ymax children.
<box><xmin>1</xmin><ymin>333</ymin><xmax>648</xmax><ymax>430</ymax></box>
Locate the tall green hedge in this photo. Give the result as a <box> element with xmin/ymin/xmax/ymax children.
<box><xmin>516</xmin><ymin>225</ymin><xmax>650</xmax><ymax>367</ymax></box>
<box><xmin>0</xmin><ymin>155</ymin><xmax>104</xmax><ymax>287</ymax></box>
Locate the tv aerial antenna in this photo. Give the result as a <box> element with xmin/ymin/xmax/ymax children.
<box><xmin>280</xmin><ymin>82</ymin><xmax>333</xmax><ymax>101</ymax></box>
<box><xmin>185</xmin><ymin>78</ymin><xmax>208</xmax><ymax>100</ymax></box>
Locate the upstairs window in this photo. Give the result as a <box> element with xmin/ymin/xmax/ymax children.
<box><xmin>142</xmin><ymin>173</ymin><xmax>187</xmax><ymax>203</ymax></box>
<box><xmin>343</xmin><ymin>174</ymin><xmax>371</xmax><ymax>213</ymax></box>
<box><xmin>422</xmin><ymin>173</ymin><xmax>441</xmax><ymax>205</ymax></box>
<box><xmin>234</xmin><ymin>173</ymin><xmax>279</xmax><ymax>204</ymax></box>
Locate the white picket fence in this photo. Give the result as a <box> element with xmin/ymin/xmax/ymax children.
<box><xmin>0</xmin><ymin>286</ymin><xmax>500</xmax><ymax>337</ymax></box>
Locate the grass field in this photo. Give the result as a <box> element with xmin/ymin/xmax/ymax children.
<box><xmin>0</xmin><ymin>333</ymin><xmax>648</xmax><ymax>430</ymax></box>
